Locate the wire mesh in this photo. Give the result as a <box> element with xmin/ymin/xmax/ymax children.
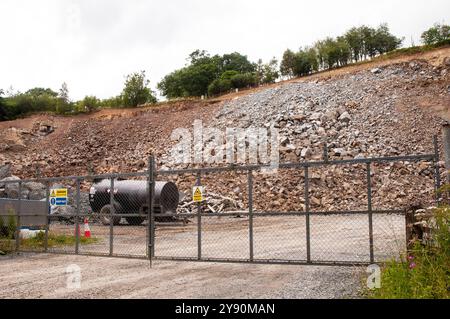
<box><xmin>372</xmin><ymin>213</ymin><xmax>406</xmax><ymax>262</ymax></box>
<box><xmin>253</xmin><ymin>215</ymin><xmax>307</xmax><ymax>262</ymax></box>
<box><xmin>0</xmin><ymin>149</ymin><xmax>439</xmax><ymax>265</ymax></box>
<box><xmin>309</xmin><ymin>213</ymin><xmax>371</xmax><ymax>263</ymax></box>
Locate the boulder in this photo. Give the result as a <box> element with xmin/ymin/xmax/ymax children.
<box><xmin>24</xmin><ymin>182</ymin><xmax>46</xmax><ymax>200</ymax></box>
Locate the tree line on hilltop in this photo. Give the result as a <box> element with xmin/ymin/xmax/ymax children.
<box><xmin>0</xmin><ymin>22</ymin><xmax>449</xmax><ymax>121</ymax></box>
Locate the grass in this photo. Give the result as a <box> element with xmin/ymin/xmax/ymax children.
<box><xmin>367</xmin><ymin>207</ymin><xmax>450</xmax><ymax>299</ymax></box>
<box><xmin>0</xmin><ymin>231</ymin><xmax>98</xmax><ymax>254</ymax></box>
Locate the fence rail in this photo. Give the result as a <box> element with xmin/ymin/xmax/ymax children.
<box><xmin>0</xmin><ymin>137</ymin><xmax>441</xmax><ymax>266</ymax></box>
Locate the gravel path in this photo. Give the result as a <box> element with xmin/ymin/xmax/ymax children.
<box><xmin>0</xmin><ymin>253</ymin><xmax>364</xmax><ymax>299</ymax></box>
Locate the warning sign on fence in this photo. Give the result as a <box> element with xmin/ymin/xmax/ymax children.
<box><xmin>192</xmin><ymin>186</ymin><xmax>204</xmax><ymax>202</ymax></box>
<box><xmin>50</xmin><ymin>188</ymin><xmax>68</xmax><ymax>198</ymax></box>
<box><xmin>50</xmin><ymin>188</ymin><xmax>68</xmax><ymax>206</ymax></box>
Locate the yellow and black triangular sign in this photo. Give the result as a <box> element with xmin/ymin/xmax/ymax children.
<box><xmin>193</xmin><ymin>186</ymin><xmax>204</xmax><ymax>202</ymax></box>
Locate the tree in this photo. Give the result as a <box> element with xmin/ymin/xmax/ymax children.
<box><xmin>280</xmin><ymin>49</ymin><xmax>297</xmax><ymax>78</ymax></box>
<box><xmin>230</xmin><ymin>73</ymin><xmax>258</xmax><ymax>89</ymax></box>
<box><xmin>345</xmin><ymin>27</ymin><xmax>364</xmax><ymax>62</ymax></box>
<box><xmin>122</xmin><ymin>71</ymin><xmax>157</xmax><ymax>107</ymax></box>
<box><xmin>77</xmin><ymin>96</ymin><xmax>100</xmax><ymax>112</ymax></box>
<box><xmin>256</xmin><ymin>58</ymin><xmax>279</xmax><ymax>84</ymax></box>
<box><xmin>207</xmin><ymin>78</ymin><xmax>232</xmax><ymax>96</ymax></box>
<box><xmin>0</xmin><ymin>89</ymin><xmax>6</xmax><ymax>121</ymax></box>
<box><xmin>158</xmin><ymin>50</ymin><xmax>259</xmax><ymax>98</ymax></box>
<box><xmin>25</xmin><ymin>87</ymin><xmax>58</xmax><ymax>98</ymax></box>
<box><xmin>421</xmin><ymin>23</ymin><xmax>450</xmax><ymax>45</ymax></box>
<box><xmin>293</xmin><ymin>50</ymin><xmax>312</xmax><ymax>76</ymax></box>
<box><xmin>221</xmin><ymin>52</ymin><xmax>255</xmax><ymax>73</ymax></box>
<box><xmin>372</xmin><ymin>24</ymin><xmax>403</xmax><ymax>54</ymax></box>
<box><xmin>55</xmin><ymin>82</ymin><xmax>72</xmax><ymax>114</ymax></box>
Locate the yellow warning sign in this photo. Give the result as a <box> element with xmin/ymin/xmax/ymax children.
<box><xmin>192</xmin><ymin>186</ymin><xmax>204</xmax><ymax>202</ymax></box>
<box><xmin>50</xmin><ymin>188</ymin><xmax>68</xmax><ymax>198</ymax></box>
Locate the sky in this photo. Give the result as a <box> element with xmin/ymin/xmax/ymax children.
<box><xmin>0</xmin><ymin>0</ymin><xmax>448</xmax><ymax>100</ymax></box>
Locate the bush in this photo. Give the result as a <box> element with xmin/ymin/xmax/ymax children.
<box><xmin>369</xmin><ymin>207</ymin><xmax>450</xmax><ymax>299</ymax></box>
<box><xmin>76</xmin><ymin>95</ymin><xmax>100</xmax><ymax>113</ymax></box>
<box><xmin>0</xmin><ymin>212</ymin><xmax>17</xmax><ymax>239</ymax></box>
<box><xmin>230</xmin><ymin>73</ymin><xmax>258</xmax><ymax>88</ymax></box>
<box><xmin>207</xmin><ymin>78</ymin><xmax>232</xmax><ymax>96</ymax></box>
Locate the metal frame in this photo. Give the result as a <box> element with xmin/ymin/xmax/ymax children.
<box><xmin>7</xmin><ymin>136</ymin><xmax>440</xmax><ymax>266</ymax></box>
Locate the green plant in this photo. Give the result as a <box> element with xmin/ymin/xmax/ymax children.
<box><xmin>368</xmin><ymin>207</ymin><xmax>450</xmax><ymax>299</ymax></box>
<box><xmin>21</xmin><ymin>232</ymin><xmax>98</xmax><ymax>249</ymax></box>
<box><xmin>122</xmin><ymin>71</ymin><xmax>157</xmax><ymax>107</ymax></box>
<box><xmin>0</xmin><ymin>216</ymin><xmax>4</xmax><ymax>238</ymax></box>
<box><xmin>421</xmin><ymin>23</ymin><xmax>450</xmax><ymax>45</ymax></box>
<box><xmin>7</xmin><ymin>213</ymin><xmax>17</xmax><ymax>239</ymax></box>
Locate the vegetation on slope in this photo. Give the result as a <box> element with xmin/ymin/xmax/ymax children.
<box><xmin>0</xmin><ymin>23</ymin><xmax>448</xmax><ymax>121</ymax></box>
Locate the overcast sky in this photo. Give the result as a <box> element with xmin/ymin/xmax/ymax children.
<box><xmin>0</xmin><ymin>0</ymin><xmax>448</xmax><ymax>100</ymax></box>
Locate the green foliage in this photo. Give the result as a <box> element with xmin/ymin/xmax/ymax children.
<box><xmin>55</xmin><ymin>82</ymin><xmax>72</xmax><ymax>114</ymax></box>
<box><xmin>76</xmin><ymin>95</ymin><xmax>100</xmax><ymax>113</ymax></box>
<box><xmin>21</xmin><ymin>231</ymin><xmax>98</xmax><ymax>249</ymax></box>
<box><xmin>280</xmin><ymin>49</ymin><xmax>296</xmax><ymax>78</ymax></box>
<box><xmin>208</xmin><ymin>78</ymin><xmax>232</xmax><ymax>96</ymax></box>
<box><xmin>0</xmin><ymin>213</ymin><xmax>17</xmax><ymax>239</ymax></box>
<box><xmin>290</xmin><ymin>48</ymin><xmax>318</xmax><ymax>76</ymax></box>
<box><xmin>230</xmin><ymin>72</ymin><xmax>258</xmax><ymax>89</ymax></box>
<box><xmin>158</xmin><ymin>50</ymin><xmax>260</xmax><ymax>98</ymax></box>
<box><xmin>122</xmin><ymin>71</ymin><xmax>157</xmax><ymax>107</ymax></box>
<box><xmin>99</xmin><ymin>95</ymin><xmax>124</xmax><ymax>109</ymax></box>
<box><xmin>221</xmin><ymin>52</ymin><xmax>256</xmax><ymax>73</ymax></box>
<box><xmin>0</xmin><ymin>89</ymin><xmax>7</xmax><ymax>121</ymax></box>
<box><xmin>286</xmin><ymin>23</ymin><xmax>402</xmax><ymax>74</ymax></box>
<box><xmin>421</xmin><ymin>23</ymin><xmax>450</xmax><ymax>45</ymax></box>
<box><xmin>369</xmin><ymin>207</ymin><xmax>450</xmax><ymax>299</ymax></box>
<box><xmin>256</xmin><ymin>58</ymin><xmax>279</xmax><ymax>84</ymax></box>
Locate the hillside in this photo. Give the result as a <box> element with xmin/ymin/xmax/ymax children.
<box><xmin>1</xmin><ymin>47</ymin><xmax>449</xmax><ymax>212</ymax></box>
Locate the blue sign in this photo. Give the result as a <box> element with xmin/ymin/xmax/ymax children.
<box><xmin>50</xmin><ymin>197</ymin><xmax>68</xmax><ymax>206</ymax></box>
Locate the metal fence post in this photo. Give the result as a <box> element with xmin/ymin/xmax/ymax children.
<box><xmin>433</xmin><ymin>135</ymin><xmax>441</xmax><ymax>203</ymax></box>
<box><xmin>366</xmin><ymin>162</ymin><xmax>374</xmax><ymax>263</ymax></box>
<box><xmin>248</xmin><ymin>170</ymin><xmax>254</xmax><ymax>262</ymax></box>
<box><xmin>44</xmin><ymin>182</ymin><xmax>50</xmax><ymax>252</ymax></box>
<box><xmin>15</xmin><ymin>181</ymin><xmax>22</xmax><ymax>253</ymax></box>
<box><xmin>147</xmin><ymin>156</ymin><xmax>156</xmax><ymax>261</ymax></box>
<box><xmin>75</xmin><ymin>178</ymin><xmax>81</xmax><ymax>254</ymax></box>
<box><xmin>441</xmin><ymin>125</ymin><xmax>450</xmax><ymax>184</ymax></box>
<box><xmin>109</xmin><ymin>177</ymin><xmax>114</xmax><ymax>256</ymax></box>
<box><xmin>304</xmin><ymin>166</ymin><xmax>311</xmax><ymax>263</ymax></box>
<box><xmin>323</xmin><ymin>140</ymin><xmax>329</xmax><ymax>162</ymax></box>
<box><xmin>150</xmin><ymin>157</ymin><xmax>155</xmax><ymax>258</ymax></box>
<box><xmin>196</xmin><ymin>172</ymin><xmax>202</xmax><ymax>261</ymax></box>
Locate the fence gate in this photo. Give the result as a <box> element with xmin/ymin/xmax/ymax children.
<box><xmin>0</xmin><ymin>137</ymin><xmax>441</xmax><ymax>266</ymax></box>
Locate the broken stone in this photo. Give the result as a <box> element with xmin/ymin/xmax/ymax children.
<box><xmin>338</xmin><ymin>112</ymin><xmax>351</xmax><ymax>123</ymax></box>
<box><xmin>371</xmin><ymin>68</ymin><xmax>382</xmax><ymax>74</ymax></box>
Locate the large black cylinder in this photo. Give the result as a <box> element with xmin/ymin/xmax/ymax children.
<box><xmin>89</xmin><ymin>179</ymin><xmax>179</xmax><ymax>215</ymax></box>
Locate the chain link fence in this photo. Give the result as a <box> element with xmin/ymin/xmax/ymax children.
<box><xmin>0</xmin><ymin>138</ymin><xmax>441</xmax><ymax>265</ymax></box>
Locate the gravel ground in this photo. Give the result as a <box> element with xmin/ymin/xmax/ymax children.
<box><xmin>0</xmin><ymin>253</ymin><xmax>364</xmax><ymax>299</ymax></box>
<box><xmin>0</xmin><ymin>213</ymin><xmax>404</xmax><ymax>299</ymax></box>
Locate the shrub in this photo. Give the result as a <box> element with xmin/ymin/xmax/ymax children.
<box><xmin>230</xmin><ymin>73</ymin><xmax>258</xmax><ymax>89</ymax></box>
<box><xmin>369</xmin><ymin>207</ymin><xmax>449</xmax><ymax>299</ymax></box>
<box><xmin>207</xmin><ymin>78</ymin><xmax>232</xmax><ymax>96</ymax></box>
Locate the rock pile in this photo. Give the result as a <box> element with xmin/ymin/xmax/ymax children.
<box><xmin>167</xmin><ymin>59</ymin><xmax>449</xmax><ymax>212</ymax></box>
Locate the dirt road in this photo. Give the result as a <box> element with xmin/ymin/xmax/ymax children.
<box><xmin>0</xmin><ymin>213</ymin><xmax>404</xmax><ymax>298</ymax></box>
<box><xmin>0</xmin><ymin>253</ymin><xmax>364</xmax><ymax>299</ymax></box>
